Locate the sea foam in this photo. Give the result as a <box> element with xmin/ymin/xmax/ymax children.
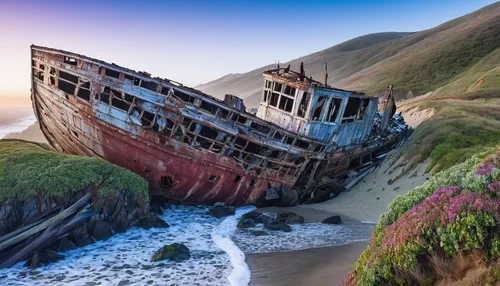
<box><xmin>212</xmin><ymin>206</ymin><xmax>255</xmax><ymax>286</ymax></box>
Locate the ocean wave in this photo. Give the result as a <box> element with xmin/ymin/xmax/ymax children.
<box><xmin>232</xmin><ymin>222</ymin><xmax>374</xmax><ymax>254</ymax></box>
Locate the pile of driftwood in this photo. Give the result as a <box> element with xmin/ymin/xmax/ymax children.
<box><xmin>0</xmin><ymin>193</ymin><xmax>97</xmax><ymax>268</ymax></box>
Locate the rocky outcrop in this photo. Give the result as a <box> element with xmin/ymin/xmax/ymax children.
<box><xmin>275</xmin><ymin>209</ymin><xmax>305</xmax><ymax>224</ymax></box>
<box><xmin>322</xmin><ymin>215</ymin><xmax>342</xmax><ymax>224</ymax></box>
<box><xmin>133</xmin><ymin>212</ymin><xmax>169</xmax><ymax>230</ymax></box>
<box><xmin>264</xmin><ymin>220</ymin><xmax>292</xmax><ymax>232</ymax></box>
<box><xmin>207</xmin><ymin>206</ymin><xmax>235</xmax><ymax>218</ymax></box>
<box><xmin>151</xmin><ymin>243</ymin><xmax>190</xmax><ymax>262</ymax></box>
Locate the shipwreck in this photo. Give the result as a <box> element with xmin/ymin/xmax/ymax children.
<box><xmin>30</xmin><ymin>46</ymin><xmax>407</xmax><ymax>206</ymax></box>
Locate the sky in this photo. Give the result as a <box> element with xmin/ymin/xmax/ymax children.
<box><xmin>0</xmin><ymin>0</ymin><xmax>497</xmax><ymax>101</ymax></box>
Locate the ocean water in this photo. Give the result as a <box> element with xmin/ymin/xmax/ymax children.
<box><xmin>0</xmin><ymin>115</ymin><xmax>36</xmax><ymax>139</ymax></box>
<box><xmin>0</xmin><ymin>206</ymin><xmax>374</xmax><ymax>286</ymax></box>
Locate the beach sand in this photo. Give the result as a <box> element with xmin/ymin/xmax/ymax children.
<box><xmin>298</xmin><ymin>157</ymin><xmax>430</xmax><ymax>222</ymax></box>
<box><xmin>247</xmin><ymin>242</ymin><xmax>367</xmax><ymax>286</ymax></box>
<box><xmin>247</xmin><ymin>155</ymin><xmax>430</xmax><ymax>285</ymax></box>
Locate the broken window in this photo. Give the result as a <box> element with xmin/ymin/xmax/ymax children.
<box><xmin>326</xmin><ymin>98</ymin><xmax>342</xmax><ymax>122</ymax></box>
<box><xmin>262</xmin><ymin>90</ymin><xmax>269</xmax><ymax>103</ymax></box>
<box><xmin>311</xmin><ymin>96</ymin><xmax>327</xmax><ymax>121</ymax></box>
<box><xmin>58</xmin><ymin>79</ymin><xmax>76</xmax><ymax>95</ymax></box>
<box><xmin>270</xmin><ymin>93</ymin><xmax>279</xmax><ymax>107</ymax></box>
<box><xmin>76</xmin><ymin>80</ymin><xmax>91</xmax><ymax>101</ymax></box>
<box><xmin>294</xmin><ymin>139</ymin><xmax>309</xmax><ymax>149</ymax></box>
<box><xmin>100</xmin><ymin>87</ymin><xmax>111</xmax><ymax>104</ymax></box>
<box><xmin>111</xmin><ymin>89</ymin><xmax>131</xmax><ymax>111</ymax></box>
<box><xmin>278</xmin><ymin>96</ymin><xmax>294</xmax><ymax>112</ymax></box>
<box><xmin>59</xmin><ymin>71</ymin><xmax>78</xmax><ymax>84</ymax></box>
<box><xmin>342</xmin><ymin>97</ymin><xmax>361</xmax><ymax>123</ymax></box>
<box><xmin>273</xmin><ymin>82</ymin><xmax>282</xmax><ymax>92</ymax></box>
<box><xmin>140</xmin><ymin>80</ymin><xmax>158</xmax><ymax>91</ymax></box>
<box><xmin>358</xmin><ymin>98</ymin><xmax>370</xmax><ymax>120</ymax></box>
<box><xmin>200</xmin><ymin>100</ymin><xmax>218</xmax><ymax>114</ymax></box>
<box><xmin>283</xmin><ymin>85</ymin><xmax>296</xmax><ymax>97</ymax></box>
<box><xmin>105</xmin><ymin>68</ymin><xmax>120</xmax><ymax>79</ymax></box>
<box><xmin>140</xmin><ymin>110</ymin><xmax>155</xmax><ymax>126</ymax></box>
<box><xmin>63</xmin><ymin>56</ymin><xmax>78</xmax><ymax>66</ymax></box>
<box><xmin>250</xmin><ymin>122</ymin><xmax>271</xmax><ymax>135</ymax></box>
<box><xmin>155</xmin><ymin>116</ymin><xmax>174</xmax><ymax>136</ymax></box>
<box><xmin>49</xmin><ymin>67</ymin><xmax>56</xmax><ymax>85</ymax></box>
<box><xmin>265</xmin><ymin>80</ymin><xmax>272</xmax><ymax>89</ymax></box>
<box><xmin>234</xmin><ymin>175</ymin><xmax>241</xmax><ymax>182</ymax></box>
<box><xmin>297</xmin><ymin>92</ymin><xmax>310</xmax><ymax>118</ymax></box>
<box><xmin>173</xmin><ymin>89</ymin><xmax>195</xmax><ymax>103</ymax></box>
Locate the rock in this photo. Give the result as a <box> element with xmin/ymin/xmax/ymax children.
<box><xmin>208</xmin><ymin>206</ymin><xmax>235</xmax><ymax>218</ymax></box>
<box><xmin>240</xmin><ymin>211</ymin><xmax>273</xmax><ymax>225</ymax></box>
<box><xmin>151</xmin><ymin>204</ymin><xmax>163</xmax><ymax>216</ymax></box>
<box><xmin>134</xmin><ymin>212</ymin><xmax>169</xmax><ymax>230</ymax></box>
<box><xmin>214</xmin><ymin>202</ymin><xmax>225</xmax><ymax>207</ymax></box>
<box><xmin>249</xmin><ymin>230</ymin><xmax>268</xmax><ymax>236</ymax></box>
<box><xmin>264</xmin><ymin>221</ymin><xmax>292</xmax><ymax>232</ymax></box>
<box><xmin>69</xmin><ymin>223</ymin><xmax>92</xmax><ymax>247</ymax></box>
<box><xmin>237</xmin><ymin>218</ymin><xmax>256</xmax><ymax>229</ymax></box>
<box><xmin>322</xmin><ymin>215</ymin><xmax>342</xmax><ymax>224</ymax></box>
<box><xmin>25</xmin><ymin>250</ymin><xmax>64</xmax><ymax>268</ymax></box>
<box><xmin>58</xmin><ymin>237</ymin><xmax>76</xmax><ymax>251</ymax></box>
<box><xmin>113</xmin><ymin>219</ymin><xmax>129</xmax><ymax>233</ymax></box>
<box><xmin>151</xmin><ymin>243</ymin><xmax>190</xmax><ymax>262</ymax></box>
<box><xmin>275</xmin><ymin>209</ymin><xmax>304</xmax><ymax>224</ymax></box>
<box><xmin>93</xmin><ymin>220</ymin><xmax>113</xmax><ymax>241</ymax></box>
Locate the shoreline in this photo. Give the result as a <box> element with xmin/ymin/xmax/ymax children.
<box><xmin>246</xmin><ymin>157</ymin><xmax>430</xmax><ymax>285</ymax></box>
<box><xmin>246</xmin><ymin>242</ymin><xmax>367</xmax><ymax>286</ymax></box>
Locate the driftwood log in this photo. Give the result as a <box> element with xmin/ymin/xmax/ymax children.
<box><xmin>0</xmin><ymin>193</ymin><xmax>97</xmax><ymax>268</ymax></box>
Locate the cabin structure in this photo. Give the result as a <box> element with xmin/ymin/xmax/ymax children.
<box><xmin>256</xmin><ymin>67</ymin><xmax>378</xmax><ymax>146</ymax></box>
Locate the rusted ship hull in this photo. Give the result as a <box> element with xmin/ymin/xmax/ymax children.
<box><xmin>32</xmin><ymin>80</ymin><xmax>296</xmax><ymax>206</ymax></box>
<box><xmin>30</xmin><ymin>45</ymin><xmax>407</xmax><ymax>206</ymax></box>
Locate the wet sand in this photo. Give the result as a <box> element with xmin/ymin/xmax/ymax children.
<box><xmin>247</xmin><ymin>154</ymin><xmax>431</xmax><ymax>285</ymax></box>
<box><xmin>247</xmin><ymin>242</ymin><xmax>367</xmax><ymax>286</ymax></box>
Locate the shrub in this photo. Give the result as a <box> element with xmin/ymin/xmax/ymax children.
<box><xmin>0</xmin><ymin>139</ymin><xmax>149</xmax><ymax>203</ymax></box>
<box><xmin>345</xmin><ymin>148</ymin><xmax>500</xmax><ymax>285</ymax></box>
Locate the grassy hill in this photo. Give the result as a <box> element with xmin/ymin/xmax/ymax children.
<box><xmin>196</xmin><ymin>2</ymin><xmax>500</xmax><ymax>107</ymax></box>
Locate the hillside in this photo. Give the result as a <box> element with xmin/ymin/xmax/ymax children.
<box><xmin>196</xmin><ymin>2</ymin><xmax>500</xmax><ymax>107</ymax></box>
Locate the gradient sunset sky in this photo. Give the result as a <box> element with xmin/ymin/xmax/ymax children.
<box><xmin>0</xmin><ymin>0</ymin><xmax>496</xmax><ymax>101</ymax></box>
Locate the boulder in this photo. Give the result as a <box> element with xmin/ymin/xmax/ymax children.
<box><xmin>237</xmin><ymin>218</ymin><xmax>256</xmax><ymax>229</ymax></box>
<box><xmin>93</xmin><ymin>220</ymin><xmax>113</xmax><ymax>241</ymax></box>
<box><xmin>151</xmin><ymin>243</ymin><xmax>190</xmax><ymax>262</ymax></box>
<box><xmin>208</xmin><ymin>206</ymin><xmax>235</xmax><ymax>218</ymax></box>
<box><xmin>58</xmin><ymin>237</ymin><xmax>77</xmax><ymax>251</ymax></box>
<box><xmin>322</xmin><ymin>215</ymin><xmax>342</xmax><ymax>224</ymax></box>
<box><xmin>264</xmin><ymin>221</ymin><xmax>292</xmax><ymax>232</ymax></box>
<box><xmin>275</xmin><ymin>209</ymin><xmax>304</xmax><ymax>224</ymax></box>
<box><xmin>134</xmin><ymin>212</ymin><xmax>169</xmax><ymax>230</ymax></box>
<box><xmin>25</xmin><ymin>250</ymin><xmax>64</xmax><ymax>268</ymax></box>
<box><xmin>240</xmin><ymin>211</ymin><xmax>273</xmax><ymax>225</ymax></box>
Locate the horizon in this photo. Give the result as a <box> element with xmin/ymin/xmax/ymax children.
<box><xmin>0</xmin><ymin>0</ymin><xmax>497</xmax><ymax>102</ymax></box>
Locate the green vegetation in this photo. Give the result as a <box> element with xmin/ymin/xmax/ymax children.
<box><xmin>344</xmin><ymin>149</ymin><xmax>500</xmax><ymax>285</ymax></box>
<box><xmin>0</xmin><ymin>139</ymin><xmax>148</xmax><ymax>203</ymax></box>
<box><xmin>363</xmin><ymin>15</ymin><xmax>500</xmax><ymax>96</ymax></box>
<box><xmin>396</xmin><ymin>93</ymin><xmax>500</xmax><ymax>174</ymax></box>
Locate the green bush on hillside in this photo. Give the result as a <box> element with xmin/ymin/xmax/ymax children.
<box><xmin>0</xmin><ymin>139</ymin><xmax>148</xmax><ymax>203</ymax></box>
<box><xmin>344</xmin><ymin>149</ymin><xmax>500</xmax><ymax>285</ymax></box>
